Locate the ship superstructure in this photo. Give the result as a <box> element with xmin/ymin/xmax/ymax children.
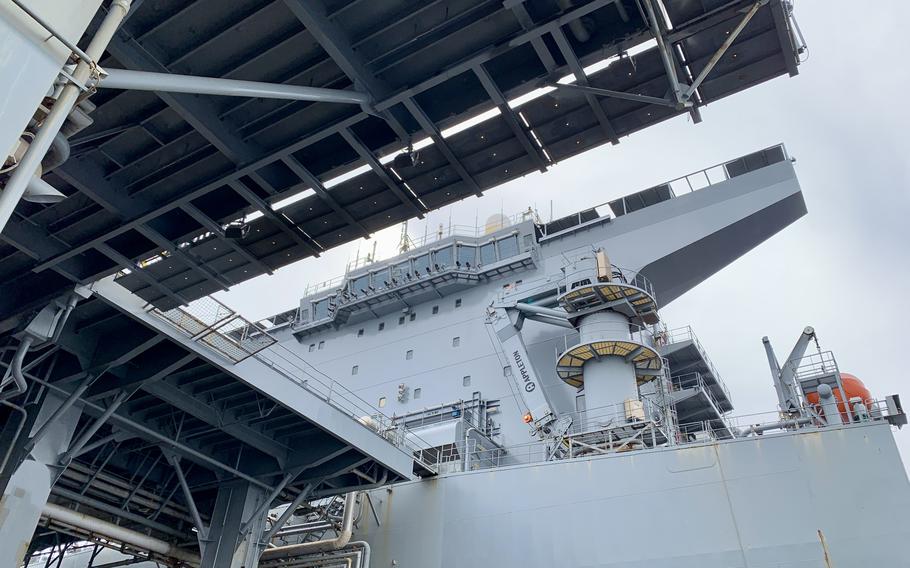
<box><xmin>2</xmin><ymin>1</ymin><xmax>909</xmax><ymax>567</ymax></box>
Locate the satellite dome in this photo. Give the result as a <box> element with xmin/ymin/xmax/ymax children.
<box><xmin>484</xmin><ymin>213</ymin><xmax>511</xmax><ymax>234</ymax></box>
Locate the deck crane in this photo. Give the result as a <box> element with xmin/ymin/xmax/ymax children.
<box><xmin>486</xmin><ymin>283</ymin><xmax>575</xmax><ymax>457</ymax></box>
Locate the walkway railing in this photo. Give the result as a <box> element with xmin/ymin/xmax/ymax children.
<box><xmin>148</xmin><ymin>296</ymin><xmax>437</xmax><ymax>473</ymax></box>
<box><xmin>661</xmin><ymin>325</ymin><xmax>731</xmax><ymax>403</ymax></box>
<box><xmin>149</xmin><ymin>295</ymin><xmax>276</xmax><ymax>363</ymax></box>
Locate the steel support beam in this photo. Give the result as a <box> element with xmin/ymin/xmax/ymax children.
<box><xmin>473</xmin><ymin>65</ymin><xmax>549</xmax><ymax>173</ymax></box>
<box><xmin>99</xmin><ymin>69</ymin><xmax>370</xmax><ymax>105</ymax></box>
<box><xmin>550</xmin><ymin>27</ymin><xmax>619</xmax><ymax>144</ymax></box>
<box><xmin>230</xmin><ymin>180</ymin><xmax>323</xmax><ymax>257</ymax></box>
<box><xmin>339</xmin><ymin>129</ymin><xmax>426</xmax><ymax>218</ymax></box>
<box><xmin>27</xmin><ymin>0</ymin><xmax>635</xmax><ymax>279</ymax></box>
<box><xmin>140</xmin><ymin>380</ymin><xmax>290</xmax><ymax>467</ymax></box>
<box><xmin>280</xmin><ymin>157</ymin><xmax>371</xmax><ymax>238</ymax></box>
<box><xmin>182</xmin><ymin>203</ymin><xmax>274</xmax><ymax>275</ymax></box>
<box><xmin>134</xmin><ymin>225</ymin><xmax>233</xmax><ymax>291</ymax></box>
<box><xmin>104</xmin><ymin>33</ymin><xmax>259</xmax><ymax>164</ymax></box>
<box><xmin>683</xmin><ymin>1</ymin><xmax>766</xmax><ymax>100</ymax></box>
<box><xmin>95</xmin><ymin>244</ymin><xmax>190</xmax><ymax>306</ymax></box>
<box><xmin>58</xmin><ymin>389</ymin><xmax>131</xmax><ymax>465</ymax></box>
<box><xmin>402</xmin><ymin>98</ymin><xmax>483</xmax><ymax>197</ymax></box>
<box><xmin>20</xmin><ymin>370</ymin><xmax>275</xmax><ymax>492</ymax></box>
<box><xmin>165</xmin><ymin>454</ymin><xmax>209</xmax><ymax>541</ymax></box>
<box><xmin>282</xmin><ymin>0</ymin><xmax>390</xmax><ymax>98</ymax></box>
<box><xmin>551</xmin><ymin>82</ymin><xmax>678</xmax><ymax>107</ymax></box>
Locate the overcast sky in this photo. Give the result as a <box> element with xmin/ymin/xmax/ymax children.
<box><xmin>217</xmin><ymin>0</ymin><xmax>910</xmax><ymax>469</ymax></box>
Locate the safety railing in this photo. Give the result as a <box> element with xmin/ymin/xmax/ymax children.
<box><xmin>149</xmin><ymin>295</ymin><xmax>276</xmax><ymax>363</ymax></box>
<box><xmin>435</xmin><ymin>396</ymin><xmax>902</xmax><ymax>474</ymax></box>
<box><xmin>659</xmin><ymin>325</ymin><xmax>731</xmax><ymax>403</ymax></box>
<box><xmin>149</xmin><ymin>295</ymin><xmax>437</xmax><ymax>472</ymax></box>
<box><xmin>786</xmin><ymin>350</ymin><xmax>840</xmax><ymax>382</ymax></box>
<box><xmin>671</xmin><ymin>372</ymin><xmax>726</xmax><ymax>415</ymax></box>
<box><xmin>251</xmin><ymin>344</ymin><xmax>437</xmax><ymax>471</ymax></box>
<box><xmin>554</xmin><ymin>323</ymin><xmax>657</xmax><ymax>356</ymax></box>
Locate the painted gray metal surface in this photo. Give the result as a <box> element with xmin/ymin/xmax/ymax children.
<box><xmin>91</xmin><ymin>278</ymin><xmax>416</xmax><ymax>482</ymax></box>
<box><xmin>269</xmin><ymin>156</ymin><xmax>805</xmax><ymax>449</ymax></box>
<box><xmin>357</xmin><ymin>423</ymin><xmax>910</xmax><ymax>567</ymax></box>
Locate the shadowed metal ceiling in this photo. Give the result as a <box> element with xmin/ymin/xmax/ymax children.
<box><xmin>0</xmin><ymin>0</ymin><xmax>800</xmax><ymax>331</ymax></box>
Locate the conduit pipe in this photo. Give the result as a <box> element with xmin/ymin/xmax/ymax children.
<box><xmin>99</xmin><ymin>69</ymin><xmax>371</xmax><ymax>106</ymax></box>
<box><xmin>42</xmin><ymin>502</ymin><xmax>201</xmax><ymax>565</ymax></box>
<box><xmin>261</xmin><ymin>492</ymin><xmax>357</xmax><ymax>561</ymax></box>
<box><xmin>0</xmin><ymin>0</ymin><xmax>132</xmax><ymax>234</ymax></box>
<box><xmin>736</xmin><ymin>417</ymin><xmax>812</xmax><ymax>437</ymax></box>
<box><xmin>0</xmin><ymin>336</ymin><xmax>33</xmax><ymax>401</ymax></box>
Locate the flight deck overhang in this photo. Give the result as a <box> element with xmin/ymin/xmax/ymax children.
<box><xmin>0</xmin><ymin>0</ymin><xmax>805</xmax><ymax>334</ymax></box>
<box><xmin>538</xmin><ymin>144</ymin><xmax>806</xmax><ymax>307</ymax></box>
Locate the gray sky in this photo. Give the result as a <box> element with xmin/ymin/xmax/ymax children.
<box><xmin>217</xmin><ymin>0</ymin><xmax>910</xmax><ymax>469</ymax></box>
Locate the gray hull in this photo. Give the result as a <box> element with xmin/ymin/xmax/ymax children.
<box><xmin>359</xmin><ymin>422</ymin><xmax>910</xmax><ymax>567</ymax></box>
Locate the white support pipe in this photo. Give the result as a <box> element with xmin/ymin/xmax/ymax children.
<box><xmin>99</xmin><ymin>69</ymin><xmax>371</xmax><ymax>105</ymax></box>
<box><xmin>42</xmin><ymin>502</ymin><xmax>201</xmax><ymax>564</ymax></box>
<box><xmin>261</xmin><ymin>493</ymin><xmax>357</xmax><ymax>561</ymax></box>
<box><xmin>0</xmin><ymin>0</ymin><xmax>131</xmax><ymax>234</ymax></box>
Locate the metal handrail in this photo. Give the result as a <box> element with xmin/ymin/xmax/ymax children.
<box><xmin>661</xmin><ymin>325</ymin><xmax>731</xmax><ymax>402</ymax></box>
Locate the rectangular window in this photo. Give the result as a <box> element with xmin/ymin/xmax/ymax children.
<box><xmin>432</xmin><ymin>305</ymin><xmax>439</xmax><ymax>314</ymax></box>
<box><xmin>456</xmin><ymin>245</ymin><xmax>475</xmax><ymax>267</ymax></box>
<box><xmin>497</xmin><ymin>234</ymin><xmax>519</xmax><ymax>259</ymax></box>
<box><xmin>452</xmin><ymin>337</ymin><xmax>460</xmax><ymax>347</ymax></box>
<box><xmin>414</xmin><ymin>387</ymin><xmax>422</xmax><ymax>399</ymax></box>
<box><xmin>413</xmin><ymin>254</ymin><xmax>431</xmax><ymax>275</ymax></box>
<box><xmin>504</xmin><ymin>366</ymin><xmax>512</xmax><ymax>377</ymax></box>
<box><xmin>455</xmin><ymin>298</ymin><xmax>462</xmax><ymax>308</ymax></box>
<box><xmin>378</xmin><ymin>322</ymin><xmax>385</xmax><ymax>331</ymax></box>
<box><xmin>350</xmin><ymin>273</ymin><xmax>371</xmax><ymax>295</ymax></box>
<box><xmin>357</xmin><ymin>328</ymin><xmax>364</xmax><ymax>337</ymax></box>
<box><xmin>313</xmin><ymin>298</ymin><xmax>329</xmax><ymax>320</ymax></box>
<box><xmin>308</xmin><ymin>343</ymin><xmax>316</xmax><ymax>352</ymax></box>
<box><xmin>479</xmin><ymin>242</ymin><xmax>496</xmax><ymax>265</ymax></box>
<box><xmin>372</xmin><ymin>268</ymin><xmax>390</xmax><ymax>290</ymax></box>
<box><xmin>398</xmin><ymin>316</ymin><xmax>405</xmax><ymax>325</ymax></box>
<box><xmin>406</xmin><ymin>350</ymin><xmax>414</xmax><ymax>360</ymax></box>
<box><xmin>351</xmin><ymin>365</ymin><xmax>359</xmax><ymax>375</ymax></box>
<box><xmin>317</xmin><ymin>340</ymin><xmax>325</xmax><ymax>350</ymax></box>
<box><xmin>379</xmin><ymin>397</ymin><xmax>387</xmax><ymax>408</ymax></box>
<box><xmin>433</xmin><ymin>246</ymin><xmax>453</xmax><ymax>268</ymax></box>
<box><xmin>409</xmin><ymin>312</ymin><xmax>416</xmax><ymax>321</ymax></box>
<box><xmin>462</xmin><ymin>375</ymin><xmax>471</xmax><ymax>387</ymax></box>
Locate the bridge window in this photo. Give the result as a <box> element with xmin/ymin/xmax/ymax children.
<box><xmin>452</xmin><ymin>337</ymin><xmax>460</xmax><ymax>347</ymax></box>
<box><xmin>480</xmin><ymin>242</ymin><xmax>496</xmax><ymax>265</ymax></box>
<box><xmin>372</xmin><ymin>268</ymin><xmax>390</xmax><ymax>290</ymax></box>
<box><xmin>434</xmin><ymin>246</ymin><xmax>453</xmax><ymax>268</ymax></box>
<box><xmin>456</xmin><ymin>245</ymin><xmax>475</xmax><ymax>267</ymax></box>
<box><xmin>504</xmin><ymin>366</ymin><xmax>512</xmax><ymax>377</ymax></box>
<box><xmin>497</xmin><ymin>235</ymin><xmax>519</xmax><ymax>258</ymax></box>
<box><xmin>379</xmin><ymin>397</ymin><xmax>387</xmax><ymax>408</ymax></box>
<box><xmin>463</xmin><ymin>375</ymin><xmax>471</xmax><ymax>387</ymax></box>
<box><xmin>406</xmin><ymin>350</ymin><xmax>414</xmax><ymax>360</ymax></box>
<box><xmin>351</xmin><ymin>365</ymin><xmax>359</xmax><ymax>375</ymax></box>
<box><xmin>313</xmin><ymin>299</ymin><xmax>329</xmax><ymax>320</ymax></box>
<box><xmin>414</xmin><ymin>254</ymin><xmax>431</xmax><ymax>275</ymax></box>
<box><xmin>392</xmin><ymin>261</ymin><xmax>410</xmax><ymax>281</ymax></box>
<box><xmin>351</xmin><ymin>273</ymin><xmax>371</xmax><ymax>294</ymax></box>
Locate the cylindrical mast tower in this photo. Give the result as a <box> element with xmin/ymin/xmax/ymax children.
<box><xmin>556</xmin><ymin>251</ymin><xmax>662</xmax><ymax>421</ymax></box>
